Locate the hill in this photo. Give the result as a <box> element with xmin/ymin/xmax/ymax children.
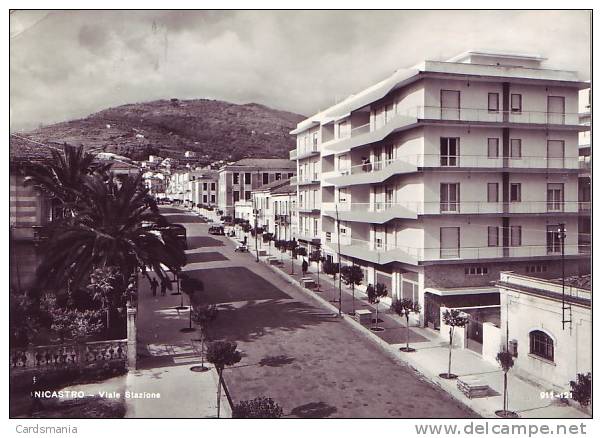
<box><xmin>10</xmin><ymin>99</ymin><xmax>305</xmax><ymax>163</ymax></box>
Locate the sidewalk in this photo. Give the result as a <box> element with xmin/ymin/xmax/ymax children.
<box><xmin>233</xmin><ymin>232</ymin><xmax>588</xmax><ymax>419</ymax></box>
<box><xmin>128</xmin><ymin>270</ymin><xmax>231</xmax><ymax>418</ymax></box>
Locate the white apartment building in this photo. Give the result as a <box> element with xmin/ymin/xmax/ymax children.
<box><xmin>290</xmin><ymin>50</ymin><xmax>591</xmax><ymax>353</ymax></box>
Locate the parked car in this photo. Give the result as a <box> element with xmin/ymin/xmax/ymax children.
<box><xmin>235</xmin><ymin>244</ymin><xmax>249</xmax><ymax>253</ymax></box>
<box><xmin>208</xmin><ymin>225</ymin><xmax>225</xmax><ymax>235</ymax></box>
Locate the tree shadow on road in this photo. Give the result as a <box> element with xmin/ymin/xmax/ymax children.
<box><xmin>258</xmin><ymin>355</ymin><xmax>296</xmax><ymax>367</ymax></box>
<box><xmin>289</xmin><ymin>401</ymin><xmax>338</xmax><ymax>418</ymax></box>
<box><xmin>206</xmin><ymin>299</ymin><xmax>338</xmax><ymax>343</ymax></box>
<box><xmin>186</xmin><ymin>236</ymin><xmax>225</xmax><ymax>250</ymax></box>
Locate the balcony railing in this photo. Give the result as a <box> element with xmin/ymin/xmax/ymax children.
<box><xmin>331</xmin><ymin>154</ymin><xmax>579</xmax><ymax>178</ymax></box>
<box><xmin>411</xmin><ymin>106</ymin><xmax>581</xmax><ymax>126</ymax></box>
<box><xmin>322</xmin><ymin>201</ymin><xmax>583</xmax><ymax>216</ymax></box>
<box><xmin>326</xmin><ymin>238</ymin><xmax>589</xmax><ymax>264</ymax></box>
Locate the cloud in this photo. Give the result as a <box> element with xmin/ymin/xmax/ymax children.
<box><xmin>9</xmin><ymin>10</ymin><xmax>591</xmax><ymax>132</ymax></box>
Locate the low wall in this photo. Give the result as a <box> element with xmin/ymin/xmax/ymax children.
<box><xmin>482</xmin><ymin>322</ymin><xmax>502</xmax><ymax>365</ymax></box>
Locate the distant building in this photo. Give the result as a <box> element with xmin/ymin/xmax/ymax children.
<box><xmin>184</xmin><ymin>150</ymin><xmax>197</xmax><ymax>158</ymax></box>
<box><xmin>497</xmin><ymin>271</ymin><xmax>591</xmax><ymax>390</ymax></box>
<box><xmin>251</xmin><ymin>178</ymin><xmax>292</xmax><ymax>238</ymax></box>
<box><xmin>217</xmin><ymin>158</ymin><xmax>296</xmax><ymax>216</ymax></box>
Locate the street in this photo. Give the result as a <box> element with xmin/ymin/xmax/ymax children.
<box><xmin>162</xmin><ymin>207</ymin><xmax>477</xmax><ymax>418</ymax></box>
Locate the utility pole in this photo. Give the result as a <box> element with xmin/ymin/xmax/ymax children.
<box><xmin>253</xmin><ymin>197</ymin><xmax>259</xmax><ymax>262</ymax></box>
<box><xmin>558</xmin><ymin>223</ymin><xmax>571</xmax><ymax>330</ymax></box>
<box><xmin>336</xmin><ymin>204</ymin><xmax>342</xmax><ymax>317</ymax></box>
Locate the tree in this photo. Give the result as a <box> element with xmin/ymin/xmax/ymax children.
<box><xmin>87</xmin><ymin>266</ymin><xmax>124</xmax><ymax>334</ymax></box>
<box><xmin>34</xmin><ymin>173</ymin><xmax>186</xmax><ymax>295</ymax></box>
<box><xmin>391</xmin><ymin>298</ymin><xmax>421</xmax><ymax>352</ymax></box>
<box><xmin>440</xmin><ymin>309</ymin><xmax>469</xmax><ymax>379</ymax></box>
<box><xmin>206</xmin><ymin>341</ymin><xmax>242</xmax><ymax>418</ymax></box>
<box><xmin>179</xmin><ymin>275</ymin><xmax>204</xmax><ymax>331</ymax></box>
<box><xmin>322</xmin><ymin>259</ymin><xmax>338</xmax><ymax>302</ymax></box>
<box><xmin>366</xmin><ymin>283</ymin><xmax>388</xmax><ymax>331</ymax></box>
<box><xmin>570</xmin><ymin>372</ymin><xmax>592</xmax><ymax>408</ymax></box>
<box><xmin>287</xmin><ymin>240</ymin><xmax>298</xmax><ymax>274</ymax></box>
<box><xmin>309</xmin><ymin>249</ymin><xmax>323</xmax><ymax>289</ymax></box>
<box><xmin>190</xmin><ymin>305</ymin><xmax>218</xmax><ymax>371</ymax></box>
<box><xmin>340</xmin><ymin>265</ymin><xmax>363</xmax><ymax>315</ymax></box>
<box><xmin>233</xmin><ymin>397</ymin><xmax>283</xmax><ymax>418</ymax></box>
<box><xmin>23</xmin><ymin>143</ymin><xmax>111</xmax><ymax>218</ymax></box>
<box><xmin>495</xmin><ymin>350</ymin><xmax>517</xmax><ymax>417</ymax></box>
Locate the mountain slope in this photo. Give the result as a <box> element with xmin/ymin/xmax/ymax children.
<box><xmin>10</xmin><ymin>99</ymin><xmax>305</xmax><ymax>162</ymax></box>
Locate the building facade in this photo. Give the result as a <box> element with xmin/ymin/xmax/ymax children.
<box><xmin>217</xmin><ymin>158</ymin><xmax>296</xmax><ymax>216</ymax></box>
<box><xmin>497</xmin><ymin>271</ymin><xmax>591</xmax><ymax>390</ymax></box>
<box><xmin>290</xmin><ymin>50</ymin><xmax>591</xmax><ymax>352</ymax></box>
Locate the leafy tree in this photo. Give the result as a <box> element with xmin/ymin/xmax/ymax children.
<box><xmin>191</xmin><ymin>305</ymin><xmax>219</xmax><ymax>370</ymax></box>
<box><xmin>440</xmin><ymin>309</ymin><xmax>469</xmax><ymax>379</ymax></box>
<box><xmin>391</xmin><ymin>298</ymin><xmax>421</xmax><ymax>352</ymax></box>
<box><xmin>340</xmin><ymin>265</ymin><xmax>363</xmax><ymax>315</ymax></box>
<box><xmin>287</xmin><ymin>240</ymin><xmax>298</xmax><ymax>274</ymax></box>
<box><xmin>309</xmin><ymin>249</ymin><xmax>323</xmax><ymax>289</ymax></box>
<box><xmin>180</xmin><ymin>274</ymin><xmax>204</xmax><ymax>330</ymax></box>
<box><xmin>366</xmin><ymin>283</ymin><xmax>388</xmax><ymax>330</ymax></box>
<box><xmin>10</xmin><ymin>291</ymin><xmax>45</xmax><ymax>348</ymax></box>
<box><xmin>323</xmin><ymin>259</ymin><xmax>338</xmax><ymax>302</ymax></box>
<box><xmin>496</xmin><ymin>350</ymin><xmax>516</xmax><ymax>417</ymax></box>
<box><xmin>206</xmin><ymin>341</ymin><xmax>242</xmax><ymax>418</ymax></box>
<box><xmin>87</xmin><ymin>266</ymin><xmax>124</xmax><ymax>334</ymax></box>
<box><xmin>233</xmin><ymin>397</ymin><xmax>283</xmax><ymax>418</ymax></box>
<box><xmin>48</xmin><ymin>299</ymin><xmax>105</xmax><ymax>343</ymax></box>
<box><xmin>570</xmin><ymin>372</ymin><xmax>592</xmax><ymax>408</ymax></box>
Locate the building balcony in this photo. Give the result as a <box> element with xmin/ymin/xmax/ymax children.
<box><xmin>321</xmin><ymin>201</ymin><xmax>583</xmax><ymax>222</ymax></box>
<box><xmin>325</xmin><ymin>154</ymin><xmax>579</xmax><ymax>187</ymax></box>
<box><xmin>297</xmin><ymin>204</ymin><xmax>321</xmax><ymax>214</ymax></box>
<box><xmin>293</xmin><ymin>231</ymin><xmax>321</xmax><ymax>244</ymax></box>
<box><xmin>579</xmin><ymin>155</ymin><xmax>591</xmax><ymax>173</ymax></box>
<box><xmin>324</xmin><ymin>239</ymin><xmax>588</xmax><ymax>266</ymax></box>
<box><xmin>321</xmin><ymin>106</ymin><xmax>584</xmax><ymax>156</ymax></box>
<box><xmin>293</xmin><ymin>146</ymin><xmax>320</xmax><ymax>160</ymax></box>
<box><xmin>295</xmin><ymin>175</ymin><xmax>321</xmax><ymax>186</ymax></box>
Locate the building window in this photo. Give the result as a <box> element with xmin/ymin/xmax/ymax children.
<box><xmin>488</xmin><ymin>226</ymin><xmax>499</xmax><ymax>247</ymax></box>
<box><xmin>440</xmin><ymin>137</ymin><xmax>460</xmax><ymax>166</ymax></box>
<box><xmin>465</xmin><ymin>266</ymin><xmax>489</xmax><ymax>276</ymax></box>
<box><xmin>487</xmin><ymin>183</ymin><xmax>499</xmax><ymax>203</ymax></box>
<box><xmin>510</xmin><ymin>139</ymin><xmax>522</xmax><ymax>158</ymax></box>
<box><xmin>546</xmin><ymin>225</ymin><xmax>562</xmax><ymax>254</ymax></box>
<box><xmin>275</xmin><ymin>173</ymin><xmax>281</xmax><ymax>180</ymax></box>
<box><xmin>233</xmin><ymin>191</ymin><xmax>240</xmax><ymax>202</ymax></box>
<box><xmin>547</xmin><ymin>183</ymin><xmax>564</xmax><ymax>212</ymax></box>
<box><xmin>488</xmin><ymin>93</ymin><xmax>499</xmax><ymax>112</ymax></box>
<box><xmin>440</xmin><ymin>183</ymin><xmax>460</xmax><ymax>212</ymax></box>
<box><xmin>233</xmin><ymin>173</ymin><xmax>240</xmax><ymax>184</ymax></box>
<box><xmin>338</xmin><ymin>188</ymin><xmax>348</xmax><ymax>203</ymax></box>
<box><xmin>203</xmin><ymin>195</ymin><xmax>207</xmax><ymax>203</ymax></box>
<box><xmin>510</xmin><ymin>183</ymin><xmax>521</xmax><ymax>202</ymax></box>
<box><xmin>529</xmin><ymin>330</ymin><xmax>554</xmax><ymax>362</ymax></box>
<box><xmin>263</xmin><ymin>173</ymin><xmax>269</xmax><ymax>185</ymax></box>
<box><xmin>508</xmin><ymin>225</ymin><xmax>522</xmax><ymax>247</ymax></box>
<box><xmin>288</xmin><ymin>172</ymin><xmax>294</xmax><ymax>179</ymax></box>
<box><xmin>203</xmin><ymin>182</ymin><xmax>208</xmax><ymax>190</ymax></box>
<box><xmin>487</xmin><ymin>138</ymin><xmax>499</xmax><ymax>158</ymax></box>
<box><xmin>526</xmin><ymin>264</ymin><xmax>547</xmax><ymax>274</ymax></box>
<box><xmin>511</xmin><ymin>94</ymin><xmax>522</xmax><ymax>113</ymax></box>
<box><xmin>440</xmin><ymin>227</ymin><xmax>460</xmax><ymax>258</ymax></box>
<box><xmin>245</xmin><ymin>191</ymin><xmax>251</xmax><ymax>201</ymax></box>
<box><xmin>211</xmin><ymin>183</ymin><xmax>216</xmax><ymax>191</ymax></box>
<box><xmin>244</xmin><ymin>172</ymin><xmax>251</xmax><ymax>185</ymax></box>
<box><xmin>211</xmin><ymin>194</ymin><xmax>215</xmax><ymax>203</ymax></box>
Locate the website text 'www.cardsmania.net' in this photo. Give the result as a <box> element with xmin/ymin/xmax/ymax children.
<box><xmin>416</xmin><ymin>422</ymin><xmax>588</xmax><ymax>437</ymax></box>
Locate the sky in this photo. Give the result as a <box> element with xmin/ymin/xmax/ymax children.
<box><xmin>10</xmin><ymin>10</ymin><xmax>591</xmax><ymax>132</ymax></box>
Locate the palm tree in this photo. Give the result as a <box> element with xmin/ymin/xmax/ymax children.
<box><xmin>340</xmin><ymin>265</ymin><xmax>364</xmax><ymax>315</ymax></box>
<box><xmin>391</xmin><ymin>298</ymin><xmax>421</xmax><ymax>352</ymax></box>
<box><xmin>35</xmin><ymin>173</ymin><xmax>186</xmax><ymax>295</ymax></box>
<box><xmin>440</xmin><ymin>309</ymin><xmax>469</xmax><ymax>379</ymax></box>
<box><xmin>23</xmin><ymin>143</ymin><xmax>111</xmax><ymax>217</ymax></box>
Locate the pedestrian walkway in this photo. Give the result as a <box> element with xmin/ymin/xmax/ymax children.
<box><xmin>236</xmin><ymin>232</ymin><xmax>588</xmax><ymax>419</ymax></box>
<box><xmin>127</xmin><ymin>270</ymin><xmax>231</xmax><ymax>418</ymax></box>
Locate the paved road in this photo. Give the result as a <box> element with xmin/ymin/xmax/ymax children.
<box><xmin>164</xmin><ymin>207</ymin><xmax>477</xmax><ymax>419</ymax></box>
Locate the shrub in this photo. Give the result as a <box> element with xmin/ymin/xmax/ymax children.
<box><xmin>233</xmin><ymin>397</ymin><xmax>283</xmax><ymax>418</ymax></box>
<box><xmin>570</xmin><ymin>372</ymin><xmax>592</xmax><ymax>407</ymax></box>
